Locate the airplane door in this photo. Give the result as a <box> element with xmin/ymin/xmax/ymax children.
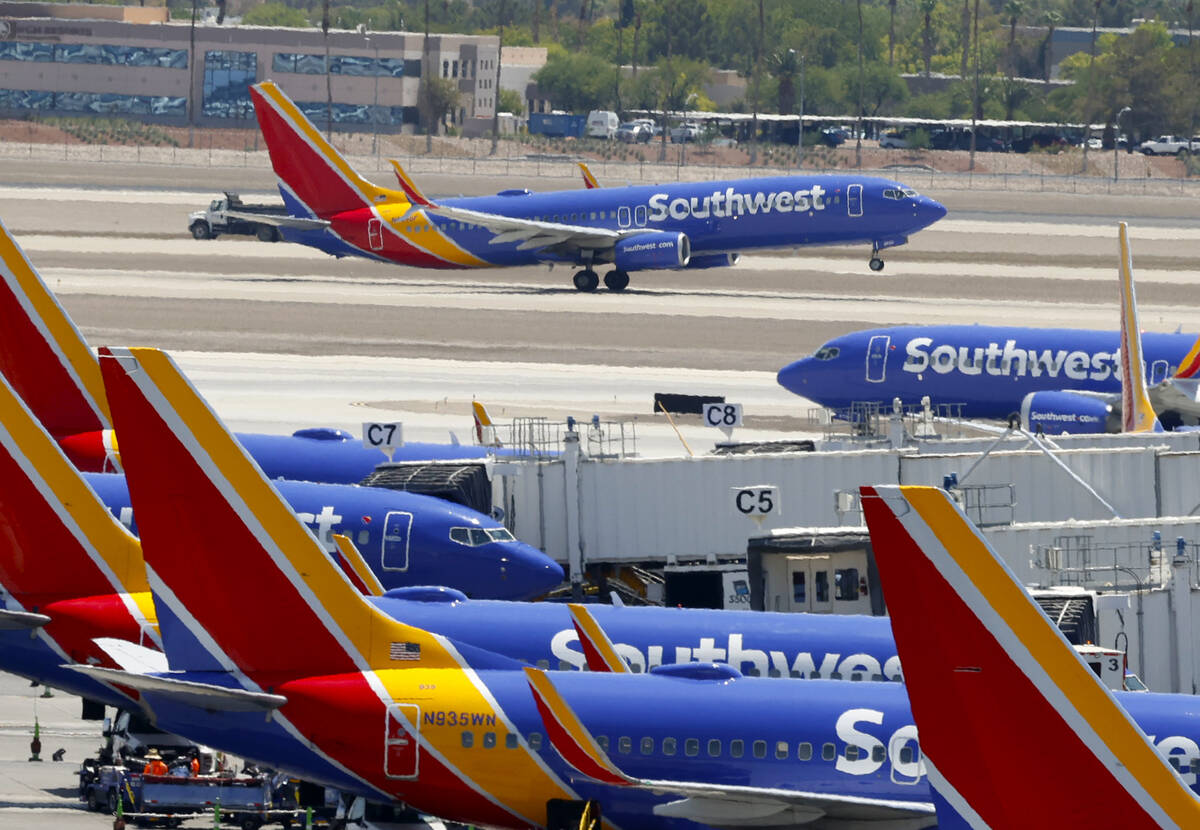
<box><xmin>888</xmin><ymin>728</ymin><xmax>923</xmax><ymax>785</ymax></box>
<box><xmin>786</xmin><ymin>555</ymin><xmax>833</xmax><ymax>613</ymax></box>
<box><xmin>368</xmin><ymin>217</ymin><xmax>385</xmax><ymax>250</ymax></box>
<box><xmin>634</xmin><ymin>205</ymin><xmax>648</xmax><ymax>227</ymax></box>
<box><xmin>1150</xmin><ymin>359</ymin><xmax>1169</xmax><ymax>385</ymax></box>
<box><xmin>847</xmin><ymin>184</ymin><xmax>863</xmax><ymax>217</ymax></box>
<box><xmin>617</xmin><ymin>206</ymin><xmax>631</xmax><ymax>228</ymax></box>
<box><xmin>384</xmin><ymin>703</ymin><xmax>420</xmax><ymax>779</ymax></box>
<box><xmin>866</xmin><ymin>335</ymin><xmax>890</xmax><ymax>383</ymax></box>
<box><xmin>382</xmin><ymin>511</ymin><xmax>413</xmax><ymax>571</ymax></box>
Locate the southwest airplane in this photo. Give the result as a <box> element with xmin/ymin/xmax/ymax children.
<box><xmin>76</xmin><ymin>346</ymin><xmax>1200</xmax><ymax>830</ymax></box>
<box><xmin>0</xmin><ymin>366</ymin><xmax>559</xmax><ymax>717</ymax></box>
<box><xmin>249</xmin><ymin>81</ymin><xmax>946</xmax><ymax>292</ymax></box>
<box><xmin>863</xmin><ymin>484</ymin><xmax>1200</xmax><ymax>826</ymax></box>
<box><xmin>0</xmin><ymin>219</ymin><xmax>522</xmax><ymax>484</ymax></box>
<box><xmin>778</xmin><ymin>224</ymin><xmax>1194</xmax><ymax>434</ymax></box>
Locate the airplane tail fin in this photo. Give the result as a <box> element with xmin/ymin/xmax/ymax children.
<box><xmin>0</xmin><ymin>368</ymin><xmax>146</xmax><ymax>604</ymax></box>
<box><xmin>577</xmin><ymin>162</ymin><xmax>600</xmax><ymax>189</ymax></box>
<box><xmin>566</xmin><ymin>604</ymin><xmax>631</xmax><ymax>673</ymax></box>
<box><xmin>472</xmin><ymin>400</ymin><xmax>502</xmax><ymax>446</ymax></box>
<box><xmin>96</xmin><ymin>346</ymin><xmax>489</xmax><ymax>678</ymax></box>
<box><xmin>332</xmin><ymin>533</ymin><xmax>385</xmax><ymax>597</ymax></box>
<box><xmin>860</xmin><ymin>484</ymin><xmax>1200</xmax><ymax>827</ymax></box>
<box><xmin>1117</xmin><ymin>222</ymin><xmax>1163</xmax><ymax>433</ymax></box>
<box><xmin>250</xmin><ymin>82</ymin><xmax>409</xmax><ymax>218</ymax></box>
<box><xmin>0</xmin><ymin>219</ymin><xmax>110</xmax><ymax>438</ymax></box>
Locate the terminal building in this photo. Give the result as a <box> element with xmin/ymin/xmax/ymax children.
<box><xmin>0</xmin><ymin>2</ymin><xmax>498</xmax><ymax>131</ymax></box>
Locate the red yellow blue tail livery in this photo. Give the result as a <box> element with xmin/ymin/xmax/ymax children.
<box><xmin>1118</xmin><ymin>221</ymin><xmax>1163</xmax><ymax>433</ymax></box>
<box><xmin>861</xmin><ymin>484</ymin><xmax>1200</xmax><ymax>827</ymax></box>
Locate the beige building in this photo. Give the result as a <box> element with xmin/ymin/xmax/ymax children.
<box><xmin>0</xmin><ymin>2</ymin><xmax>498</xmax><ymax>131</ymax></box>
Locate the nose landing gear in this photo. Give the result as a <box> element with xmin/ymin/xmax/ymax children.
<box><xmin>869</xmin><ymin>245</ymin><xmax>885</xmax><ymax>272</ymax></box>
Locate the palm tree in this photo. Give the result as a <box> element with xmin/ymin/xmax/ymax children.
<box><xmin>1041</xmin><ymin>9</ymin><xmax>1062</xmax><ymax>85</ymax></box>
<box><xmin>769</xmin><ymin>48</ymin><xmax>800</xmax><ymax>114</ymax></box>
<box><xmin>960</xmin><ymin>0</ymin><xmax>970</xmax><ymax>78</ymax></box>
<box><xmin>920</xmin><ymin>0</ymin><xmax>937</xmax><ymax>77</ymax></box>
<box><xmin>1004</xmin><ymin>0</ymin><xmax>1026</xmax><ymax>75</ymax></box>
<box><xmin>888</xmin><ymin>0</ymin><xmax>898</xmax><ymax>66</ymax></box>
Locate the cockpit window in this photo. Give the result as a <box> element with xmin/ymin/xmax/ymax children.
<box><xmin>813</xmin><ymin>346</ymin><xmax>840</xmax><ymax>361</ymax></box>
<box><xmin>902</xmin><ymin>188</ymin><xmax>918</xmax><ymax>197</ymax></box>
<box><xmin>882</xmin><ymin>189</ymin><xmax>899</xmax><ymax>200</ymax></box>
<box><xmin>450</xmin><ymin>526</ymin><xmax>508</xmax><ymax>546</ymax></box>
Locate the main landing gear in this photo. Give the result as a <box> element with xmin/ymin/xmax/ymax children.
<box><xmin>572</xmin><ymin>268</ymin><xmax>630</xmax><ymax>292</ymax></box>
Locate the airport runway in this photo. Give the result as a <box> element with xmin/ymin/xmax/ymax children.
<box><xmin>1</xmin><ymin>159</ymin><xmax>1199</xmax><ymax>454</ymax></box>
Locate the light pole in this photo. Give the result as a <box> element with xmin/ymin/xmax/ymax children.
<box><xmin>364</xmin><ymin>30</ymin><xmax>379</xmax><ymax>156</ymax></box>
<box><xmin>1113</xmin><ymin>106</ymin><xmax>1131</xmax><ymax>182</ymax></box>
<box><xmin>793</xmin><ymin>49</ymin><xmax>805</xmax><ymax>171</ymax></box>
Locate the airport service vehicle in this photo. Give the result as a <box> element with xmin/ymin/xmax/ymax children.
<box><xmin>778</xmin><ymin>225</ymin><xmax>1183</xmax><ymax>434</ymax></box>
<box><xmin>585</xmin><ymin>109</ymin><xmax>619</xmax><ymax>139</ymax></box>
<box><xmin>0</xmin><ymin>218</ymin><xmax>533</xmax><ymax>485</ymax></box>
<box><xmin>79</xmin><ymin>348</ymin><xmax>1200</xmax><ymax>830</ymax></box>
<box><xmin>1138</xmin><ymin>135</ymin><xmax>1199</xmax><ymax>155</ymax></box>
<box><xmin>188</xmin><ymin>192</ymin><xmax>290</xmax><ymax>241</ymax></box>
<box><xmin>250</xmin><ymin>81</ymin><xmax>946</xmax><ymax>290</ymax></box>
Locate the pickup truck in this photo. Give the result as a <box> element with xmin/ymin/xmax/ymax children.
<box><xmin>188</xmin><ymin>193</ymin><xmax>292</xmax><ymax>242</ymax></box>
<box><xmin>1137</xmin><ymin>135</ymin><xmax>1199</xmax><ymax>155</ymax></box>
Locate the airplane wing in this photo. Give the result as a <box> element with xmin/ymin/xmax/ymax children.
<box><xmin>389</xmin><ymin>160</ymin><xmax>640</xmax><ymax>256</ymax></box>
<box><xmin>524</xmin><ymin>667</ymin><xmax>934</xmax><ymax>827</ymax></box>
<box><xmin>222</xmin><ymin>210</ymin><xmax>331</xmax><ymax>231</ymax></box>
<box><xmin>0</xmin><ymin>609</ymin><xmax>51</xmax><ymax>630</ymax></box>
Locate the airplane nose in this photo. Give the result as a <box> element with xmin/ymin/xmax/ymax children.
<box><xmin>920</xmin><ymin>197</ymin><xmax>947</xmax><ymax>227</ymax></box>
<box><xmin>776</xmin><ymin>360</ymin><xmax>808</xmax><ymax>396</ymax></box>
<box><xmin>498</xmin><ymin>543</ymin><xmax>564</xmax><ymax>600</ymax></box>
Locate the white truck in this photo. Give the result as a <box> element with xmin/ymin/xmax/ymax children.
<box><xmin>586</xmin><ymin>110</ymin><xmax>619</xmax><ymax>139</ymax></box>
<box><xmin>188</xmin><ymin>192</ymin><xmax>292</xmax><ymax>241</ymax></box>
<box><xmin>1137</xmin><ymin>135</ymin><xmax>1199</xmax><ymax>155</ymax></box>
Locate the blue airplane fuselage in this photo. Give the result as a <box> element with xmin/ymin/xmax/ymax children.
<box><xmin>778</xmin><ymin>325</ymin><xmax>1200</xmax><ymax>418</ymax></box>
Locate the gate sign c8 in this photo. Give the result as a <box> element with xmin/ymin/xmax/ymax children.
<box><xmin>732</xmin><ymin>485</ymin><xmax>779</xmax><ymax>521</ymax></box>
<box><xmin>703</xmin><ymin>402</ymin><xmax>743</xmax><ymax>429</ymax></box>
<box><xmin>363</xmin><ymin>422</ymin><xmax>404</xmax><ymax>459</ymax></box>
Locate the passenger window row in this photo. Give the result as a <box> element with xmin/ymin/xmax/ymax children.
<box><xmin>529</xmin><ymin>657</ymin><xmax>885</xmax><ymax>681</ymax></box>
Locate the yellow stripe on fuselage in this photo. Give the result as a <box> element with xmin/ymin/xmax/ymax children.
<box><xmin>375</xmin><ymin>667</ymin><xmax>577</xmax><ymax>823</ymax></box>
<box><xmin>128</xmin><ymin>591</ymin><xmax>159</xmax><ymax>630</ymax></box>
<box><xmin>0</xmin><ymin>227</ymin><xmax>110</xmax><ymax>426</ymax></box>
<box><xmin>0</xmin><ymin>377</ymin><xmax>145</xmax><ymax>592</ymax></box>
<box><xmin>376</xmin><ymin>204</ymin><xmax>491</xmax><ymax>268</ymax></box>
<box><xmin>904</xmin><ymin>486</ymin><xmax>1200</xmax><ymax>821</ymax></box>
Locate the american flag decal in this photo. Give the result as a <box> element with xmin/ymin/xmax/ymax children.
<box><xmin>390</xmin><ymin>642</ymin><xmax>421</xmax><ymax>661</ymax></box>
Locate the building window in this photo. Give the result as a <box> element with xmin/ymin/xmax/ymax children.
<box><xmin>0</xmin><ymin>88</ymin><xmax>184</xmax><ymax>118</ymax></box>
<box><xmin>273</xmin><ymin>53</ymin><xmax>406</xmax><ymax>77</ymax></box>
<box><xmin>202</xmin><ymin>50</ymin><xmax>257</xmax><ymax>120</ymax></box>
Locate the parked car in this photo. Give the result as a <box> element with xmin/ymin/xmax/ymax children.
<box><xmin>1138</xmin><ymin>135</ymin><xmax>1198</xmax><ymax>155</ymax></box>
<box><xmin>878</xmin><ymin>130</ymin><xmax>910</xmax><ymax>149</ymax></box>
<box><xmin>670</xmin><ymin>122</ymin><xmax>702</xmax><ymax>142</ymax></box>
<box><xmin>615</xmin><ymin>122</ymin><xmax>650</xmax><ymax>143</ymax></box>
<box><xmin>819</xmin><ymin>127</ymin><xmax>848</xmax><ymax>147</ymax></box>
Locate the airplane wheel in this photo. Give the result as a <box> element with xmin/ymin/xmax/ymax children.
<box><xmin>573</xmin><ymin>269</ymin><xmax>599</xmax><ymax>292</ymax></box>
<box><xmin>869</xmin><ymin>257</ymin><xmax>885</xmax><ymax>272</ymax></box>
<box><xmin>603</xmin><ymin>270</ymin><xmax>630</xmax><ymax>291</ymax></box>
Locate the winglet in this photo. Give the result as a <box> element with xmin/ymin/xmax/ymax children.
<box><xmin>861</xmin><ymin>484</ymin><xmax>1200</xmax><ymax>827</ymax></box>
<box><xmin>389</xmin><ymin>160</ymin><xmax>438</xmax><ymax>208</ymax></box>
<box><xmin>1117</xmin><ymin>222</ymin><xmax>1163</xmax><ymax>433</ymax></box>
<box><xmin>523</xmin><ymin>667</ymin><xmax>633</xmax><ymax>786</ymax></box>
<box><xmin>577</xmin><ymin>162</ymin><xmax>600</xmax><ymax>189</ymax></box>
<box><xmin>566</xmin><ymin>604</ymin><xmax>630</xmax><ymax>673</ymax></box>
<box><xmin>332</xmin><ymin>533</ymin><xmax>385</xmax><ymax>597</ymax></box>
<box><xmin>0</xmin><ymin>218</ymin><xmax>111</xmax><ymax>439</ymax></box>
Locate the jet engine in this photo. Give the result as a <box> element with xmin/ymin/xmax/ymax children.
<box><xmin>685</xmin><ymin>253</ymin><xmax>740</xmax><ymax>270</ymax></box>
<box><xmin>613</xmin><ymin>232</ymin><xmax>690</xmax><ymax>271</ymax></box>
<box><xmin>1019</xmin><ymin>391</ymin><xmax>1115</xmax><ymax>435</ymax></box>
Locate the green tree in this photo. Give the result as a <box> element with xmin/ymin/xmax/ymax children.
<box><xmin>420</xmin><ymin>75</ymin><xmax>461</xmax><ymax>135</ymax></box>
<box><xmin>498</xmin><ymin>87</ymin><xmax>525</xmax><ymax>115</ymax></box>
<box><xmin>242</xmin><ymin>2</ymin><xmax>310</xmax><ymax>27</ymax></box>
<box><xmin>532</xmin><ymin>49</ymin><xmax>619</xmax><ymax>111</ymax></box>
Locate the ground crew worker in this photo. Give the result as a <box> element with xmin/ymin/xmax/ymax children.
<box><xmin>189</xmin><ymin>751</ymin><xmax>200</xmax><ymax>777</ymax></box>
<box><xmin>142</xmin><ymin>748</ymin><xmax>167</xmax><ymax>776</ymax></box>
